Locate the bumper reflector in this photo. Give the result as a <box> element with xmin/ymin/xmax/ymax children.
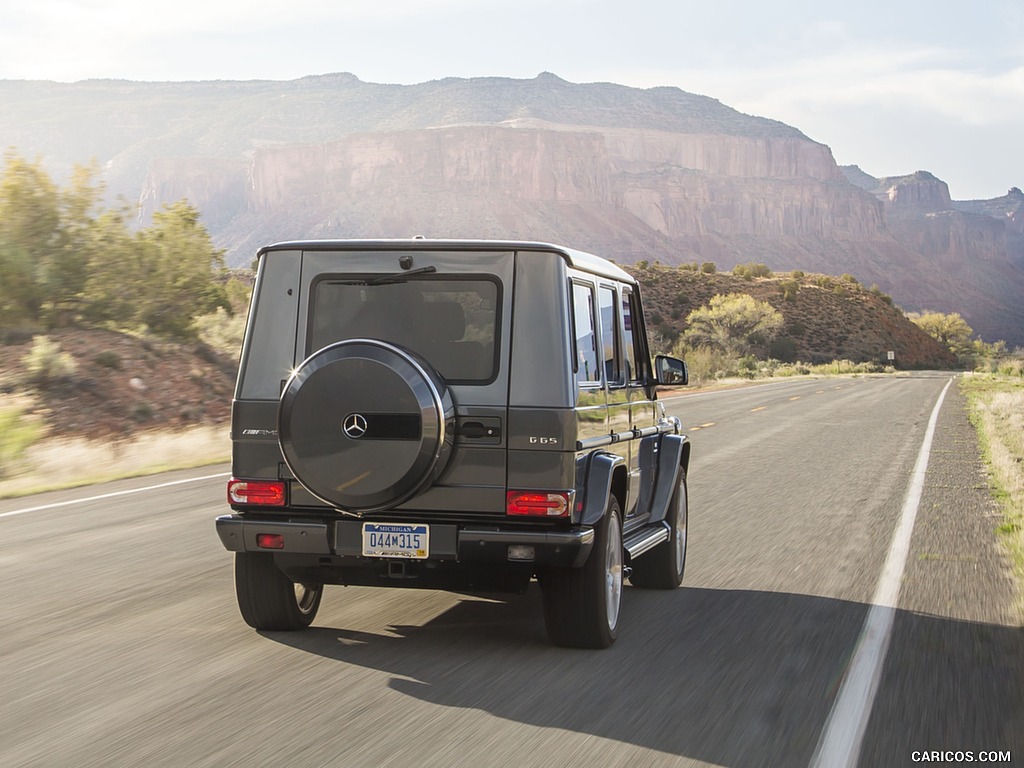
<box><xmin>256</xmin><ymin>533</ymin><xmax>285</xmax><ymax>550</ymax></box>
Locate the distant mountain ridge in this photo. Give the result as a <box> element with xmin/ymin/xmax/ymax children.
<box><xmin>1</xmin><ymin>73</ymin><xmax>1021</xmax><ymax>345</ymax></box>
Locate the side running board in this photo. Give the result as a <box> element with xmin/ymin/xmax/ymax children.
<box><xmin>623</xmin><ymin>521</ymin><xmax>670</xmax><ymax>559</ymax></box>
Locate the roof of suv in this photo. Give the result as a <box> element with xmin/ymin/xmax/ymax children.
<box><xmin>257</xmin><ymin>239</ymin><xmax>637</xmax><ymax>284</ymax></box>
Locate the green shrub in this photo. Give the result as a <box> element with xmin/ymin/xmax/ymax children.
<box><xmin>779</xmin><ymin>280</ymin><xmax>800</xmax><ymax>301</ymax></box>
<box><xmin>737</xmin><ymin>355</ymin><xmax>758</xmax><ymax>378</ymax></box>
<box><xmin>732</xmin><ymin>262</ymin><xmax>772</xmax><ymax>279</ymax></box>
<box><xmin>772</xmin><ymin>362</ymin><xmax>813</xmax><ymax>377</ymax></box>
<box><xmin>0</xmin><ymin>407</ymin><xmax>41</xmax><ymax>478</ymax></box>
<box><xmin>807</xmin><ymin>360</ymin><xmax>883</xmax><ymax>375</ymax></box>
<box><xmin>700</xmin><ymin>261</ymin><xmax>717</xmax><ymax>274</ymax></box>
<box><xmin>675</xmin><ymin>345</ymin><xmax>737</xmax><ymax>383</ymax></box>
<box><xmin>682</xmin><ymin>293</ymin><xmax>784</xmax><ymax>357</ymax></box>
<box><xmin>22</xmin><ymin>336</ymin><xmax>77</xmax><ymax>386</ymax></box>
<box><xmin>813</xmin><ymin>276</ymin><xmax>835</xmax><ymax>289</ymax></box>
<box><xmin>769</xmin><ymin>336</ymin><xmax>799</xmax><ymax>362</ymax></box>
<box><xmin>996</xmin><ymin>359</ymin><xmax>1024</xmax><ymax>377</ymax></box>
<box><xmin>194</xmin><ymin>306</ymin><xmax>247</xmax><ymax>357</ymax></box>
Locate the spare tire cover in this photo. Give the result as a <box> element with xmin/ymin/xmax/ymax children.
<box><xmin>279</xmin><ymin>339</ymin><xmax>455</xmax><ymax>512</ymax></box>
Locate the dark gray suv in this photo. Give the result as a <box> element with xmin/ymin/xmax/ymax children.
<box><xmin>216</xmin><ymin>240</ymin><xmax>690</xmax><ymax>648</ymax></box>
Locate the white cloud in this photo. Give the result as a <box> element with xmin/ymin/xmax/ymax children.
<box><xmin>608</xmin><ymin>43</ymin><xmax>1022</xmax><ymax>129</ymax></box>
<box><xmin>0</xmin><ymin>0</ymin><xmax>510</xmax><ymax>80</ymax></box>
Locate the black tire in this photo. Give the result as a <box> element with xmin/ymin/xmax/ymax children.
<box><xmin>541</xmin><ymin>496</ymin><xmax>623</xmax><ymax>648</ymax></box>
<box><xmin>234</xmin><ymin>552</ymin><xmax>323</xmax><ymax>631</ymax></box>
<box><xmin>629</xmin><ymin>469</ymin><xmax>687</xmax><ymax>590</ymax></box>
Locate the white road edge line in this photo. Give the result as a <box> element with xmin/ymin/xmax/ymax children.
<box><xmin>809</xmin><ymin>376</ymin><xmax>953</xmax><ymax>768</ymax></box>
<box><xmin>0</xmin><ymin>471</ymin><xmax>231</xmax><ymax>519</ymax></box>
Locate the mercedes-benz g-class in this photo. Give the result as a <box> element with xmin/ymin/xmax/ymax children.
<box><xmin>216</xmin><ymin>240</ymin><xmax>690</xmax><ymax>648</ymax></box>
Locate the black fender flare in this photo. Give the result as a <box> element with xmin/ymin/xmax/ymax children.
<box><xmin>577</xmin><ymin>451</ymin><xmax>627</xmax><ymax>527</ymax></box>
<box><xmin>647</xmin><ymin>433</ymin><xmax>690</xmax><ymax>525</ymax></box>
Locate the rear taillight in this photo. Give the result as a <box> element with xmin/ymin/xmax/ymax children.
<box><xmin>506</xmin><ymin>491</ymin><xmax>571</xmax><ymax>517</ymax></box>
<box><xmin>227</xmin><ymin>479</ymin><xmax>286</xmax><ymax>507</ymax></box>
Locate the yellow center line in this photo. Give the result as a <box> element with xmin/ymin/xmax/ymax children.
<box><xmin>750</xmin><ymin>406</ymin><xmax>767</xmax><ymax>412</ymax></box>
<box><xmin>789</xmin><ymin>396</ymin><xmax>801</xmax><ymax>401</ymax></box>
<box><xmin>335</xmin><ymin>471</ymin><xmax>371</xmax><ymax>491</ymax></box>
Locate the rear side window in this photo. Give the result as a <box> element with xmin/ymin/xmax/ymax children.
<box><xmin>572</xmin><ymin>282</ymin><xmax>600</xmax><ymax>386</ymax></box>
<box><xmin>598</xmin><ymin>286</ymin><xmax>620</xmax><ymax>384</ymax></box>
<box><xmin>621</xmin><ymin>289</ymin><xmax>640</xmax><ymax>383</ymax></box>
<box><xmin>309</xmin><ymin>277</ymin><xmax>500</xmax><ymax>383</ymax></box>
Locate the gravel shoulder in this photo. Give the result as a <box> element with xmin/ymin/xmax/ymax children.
<box><xmin>860</xmin><ymin>381</ymin><xmax>1024</xmax><ymax>764</ymax></box>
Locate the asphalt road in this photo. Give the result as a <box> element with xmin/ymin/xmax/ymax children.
<box><xmin>1</xmin><ymin>373</ymin><xmax>1021</xmax><ymax>767</ymax></box>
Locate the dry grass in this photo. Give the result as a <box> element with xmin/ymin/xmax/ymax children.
<box><xmin>961</xmin><ymin>374</ymin><xmax>1024</xmax><ymax>615</ymax></box>
<box><xmin>0</xmin><ymin>424</ymin><xmax>229</xmax><ymax>498</ymax></box>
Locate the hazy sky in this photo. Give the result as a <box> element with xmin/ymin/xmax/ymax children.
<box><xmin>2</xmin><ymin>0</ymin><xmax>1021</xmax><ymax>199</ymax></box>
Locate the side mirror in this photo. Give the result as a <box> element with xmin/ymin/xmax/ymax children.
<box><xmin>654</xmin><ymin>355</ymin><xmax>688</xmax><ymax>386</ymax></box>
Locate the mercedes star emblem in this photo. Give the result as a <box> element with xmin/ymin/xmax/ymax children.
<box><xmin>343</xmin><ymin>413</ymin><xmax>368</xmax><ymax>439</ymax></box>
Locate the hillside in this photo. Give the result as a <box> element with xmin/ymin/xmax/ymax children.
<box><xmin>2</xmin><ymin>73</ymin><xmax>1021</xmax><ymax>346</ymax></box>
<box><xmin>0</xmin><ymin>329</ymin><xmax>235</xmax><ymax>439</ymax></box>
<box><xmin>627</xmin><ymin>264</ymin><xmax>955</xmax><ymax>369</ymax></box>
<box><xmin>0</xmin><ymin>266</ymin><xmax>953</xmax><ymax>450</ymax></box>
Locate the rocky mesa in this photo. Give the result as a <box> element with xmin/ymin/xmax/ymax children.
<box><xmin>3</xmin><ymin>73</ymin><xmax>1022</xmax><ymax>345</ymax></box>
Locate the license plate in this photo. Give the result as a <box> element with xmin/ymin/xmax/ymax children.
<box><xmin>361</xmin><ymin>523</ymin><xmax>429</xmax><ymax>559</ymax></box>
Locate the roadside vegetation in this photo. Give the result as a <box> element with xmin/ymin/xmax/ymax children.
<box><xmin>662</xmin><ymin>290</ymin><xmax>913</xmax><ymax>384</ymax></box>
<box><xmin>0</xmin><ymin>152</ymin><xmax>246</xmax><ymax>487</ymax></box>
<box><xmin>633</xmin><ymin>260</ymin><xmax>1010</xmax><ymax>386</ymax></box>
<box><xmin>0</xmin><ymin>152</ymin><xmax>248</xmax><ymax>342</ymax></box>
<box><xmin>960</xmin><ymin>363</ymin><xmax>1024</xmax><ymax>612</ymax></box>
<box><xmin>0</xmin><ymin>404</ymin><xmax>41</xmax><ymax>479</ymax></box>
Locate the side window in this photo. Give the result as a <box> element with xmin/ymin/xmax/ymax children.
<box><xmin>572</xmin><ymin>282</ymin><xmax>600</xmax><ymax>386</ymax></box>
<box><xmin>621</xmin><ymin>288</ymin><xmax>640</xmax><ymax>383</ymax></box>
<box><xmin>599</xmin><ymin>285</ymin><xmax>620</xmax><ymax>385</ymax></box>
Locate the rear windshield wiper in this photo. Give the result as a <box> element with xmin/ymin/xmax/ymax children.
<box><xmin>365</xmin><ymin>265</ymin><xmax>437</xmax><ymax>285</ymax></box>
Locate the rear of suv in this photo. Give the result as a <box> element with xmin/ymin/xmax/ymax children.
<box><xmin>216</xmin><ymin>240</ymin><xmax>690</xmax><ymax>648</ymax></box>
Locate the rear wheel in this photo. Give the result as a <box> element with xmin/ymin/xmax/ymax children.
<box><xmin>541</xmin><ymin>496</ymin><xmax>623</xmax><ymax>648</ymax></box>
<box><xmin>234</xmin><ymin>552</ymin><xmax>323</xmax><ymax>630</ymax></box>
<box><xmin>629</xmin><ymin>469</ymin><xmax>687</xmax><ymax>589</ymax></box>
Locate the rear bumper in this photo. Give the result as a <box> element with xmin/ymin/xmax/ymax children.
<box><xmin>216</xmin><ymin>516</ymin><xmax>332</xmax><ymax>555</ymax></box>
<box><xmin>215</xmin><ymin>515</ymin><xmax>594</xmax><ymax>568</ymax></box>
<box><xmin>457</xmin><ymin>527</ymin><xmax>593</xmax><ymax>567</ymax></box>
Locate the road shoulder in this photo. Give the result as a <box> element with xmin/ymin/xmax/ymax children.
<box><xmin>860</xmin><ymin>380</ymin><xmax>1024</xmax><ymax>764</ymax></box>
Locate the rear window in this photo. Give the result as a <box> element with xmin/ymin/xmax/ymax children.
<box><xmin>308</xmin><ymin>276</ymin><xmax>500</xmax><ymax>383</ymax></box>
